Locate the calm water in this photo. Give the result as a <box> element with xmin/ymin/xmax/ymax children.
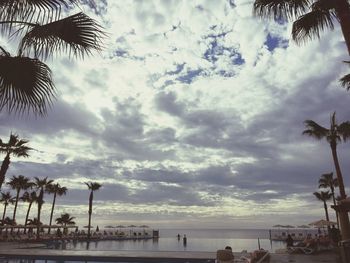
<box><xmin>5</xmin><ymin>229</ymin><xmax>291</xmax><ymax>263</ymax></box>
<box><xmin>51</xmin><ymin>228</ymin><xmax>286</xmax><ymax>252</ymax></box>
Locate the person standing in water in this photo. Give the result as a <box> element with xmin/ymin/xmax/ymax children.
<box><xmin>177</xmin><ymin>233</ymin><xmax>181</xmax><ymax>241</ymax></box>
<box><xmin>183</xmin><ymin>234</ymin><xmax>187</xmax><ymax>246</ymax></box>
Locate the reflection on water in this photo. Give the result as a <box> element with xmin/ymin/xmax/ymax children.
<box><xmin>1</xmin><ymin>229</ymin><xmax>288</xmax><ymax>263</ymax></box>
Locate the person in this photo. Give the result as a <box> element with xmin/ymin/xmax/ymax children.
<box><xmin>177</xmin><ymin>233</ymin><xmax>180</xmax><ymax>241</ymax></box>
<box><xmin>329</xmin><ymin>225</ymin><xmax>340</xmax><ymax>245</ymax></box>
<box><xmin>286</xmin><ymin>234</ymin><xmax>294</xmax><ymax>247</ymax></box>
<box><xmin>183</xmin><ymin>234</ymin><xmax>187</xmax><ymax>246</ymax></box>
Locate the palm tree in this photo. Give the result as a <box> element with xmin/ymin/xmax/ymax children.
<box><xmin>7</xmin><ymin>175</ymin><xmax>33</xmax><ymax>222</ymax></box>
<box><xmin>34</xmin><ymin>177</ymin><xmax>53</xmax><ymax>240</ymax></box>
<box><xmin>0</xmin><ymin>191</ymin><xmax>15</xmax><ymax>223</ymax></box>
<box><xmin>313</xmin><ymin>191</ymin><xmax>333</xmax><ymax>221</ymax></box>
<box><xmin>0</xmin><ymin>134</ymin><xmax>32</xmax><ymax>190</ymax></box>
<box><xmin>0</xmin><ymin>1</ymin><xmax>104</xmax><ymax>116</ymax></box>
<box><xmin>46</xmin><ymin>183</ymin><xmax>67</xmax><ymax>234</ymax></box>
<box><xmin>21</xmin><ymin>191</ymin><xmax>38</xmax><ymax>233</ymax></box>
<box><xmin>56</xmin><ymin>213</ymin><xmax>75</xmax><ymax>235</ymax></box>
<box><xmin>253</xmin><ymin>0</ymin><xmax>350</xmax><ymax>55</ymax></box>
<box><xmin>85</xmin><ymin>182</ymin><xmax>101</xmax><ymax>239</ymax></box>
<box><xmin>319</xmin><ymin>172</ymin><xmax>340</xmax><ymax>228</ymax></box>
<box><xmin>303</xmin><ymin>112</ymin><xmax>350</xmax><ymax>239</ymax></box>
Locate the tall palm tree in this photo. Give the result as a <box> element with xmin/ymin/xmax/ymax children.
<box><xmin>21</xmin><ymin>191</ymin><xmax>38</xmax><ymax>234</ymax></box>
<box><xmin>313</xmin><ymin>191</ymin><xmax>333</xmax><ymax>221</ymax></box>
<box><xmin>0</xmin><ymin>191</ymin><xmax>15</xmax><ymax>223</ymax></box>
<box><xmin>253</xmin><ymin>0</ymin><xmax>350</xmax><ymax>55</ymax></box>
<box><xmin>34</xmin><ymin>177</ymin><xmax>53</xmax><ymax>240</ymax></box>
<box><xmin>85</xmin><ymin>182</ymin><xmax>101</xmax><ymax>239</ymax></box>
<box><xmin>303</xmin><ymin>112</ymin><xmax>350</xmax><ymax>239</ymax></box>
<box><xmin>0</xmin><ymin>0</ymin><xmax>104</xmax><ymax>116</ymax></box>
<box><xmin>319</xmin><ymin>172</ymin><xmax>339</xmax><ymax>227</ymax></box>
<box><xmin>56</xmin><ymin>213</ymin><xmax>75</xmax><ymax>235</ymax></box>
<box><xmin>46</xmin><ymin>183</ymin><xmax>67</xmax><ymax>234</ymax></box>
<box><xmin>7</xmin><ymin>175</ymin><xmax>33</xmax><ymax>222</ymax></box>
<box><xmin>0</xmin><ymin>134</ymin><xmax>32</xmax><ymax>190</ymax></box>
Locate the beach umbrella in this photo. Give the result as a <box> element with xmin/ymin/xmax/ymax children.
<box><xmin>128</xmin><ymin>224</ymin><xmax>137</xmax><ymax>228</ymax></box>
<box><xmin>83</xmin><ymin>225</ymin><xmax>93</xmax><ymax>229</ymax></box>
<box><xmin>139</xmin><ymin>225</ymin><xmax>149</xmax><ymax>228</ymax></box>
<box><xmin>105</xmin><ymin>225</ymin><xmax>115</xmax><ymax>228</ymax></box>
<box><xmin>116</xmin><ymin>225</ymin><xmax>125</xmax><ymax>228</ymax></box>
<box><xmin>309</xmin><ymin>219</ymin><xmax>337</xmax><ymax>228</ymax></box>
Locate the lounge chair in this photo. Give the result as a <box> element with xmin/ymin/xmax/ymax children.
<box><xmin>287</xmin><ymin>246</ymin><xmax>315</xmax><ymax>255</ymax></box>
<box><xmin>216</xmin><ymin>249</ymin><xmax>234</xmax><ymax>263</ymax></box>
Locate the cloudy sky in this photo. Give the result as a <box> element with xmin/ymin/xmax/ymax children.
<box><xmin>1</xmin><ymin>0</ymin><xmax>350</xmax><ymax>229</ymax></box>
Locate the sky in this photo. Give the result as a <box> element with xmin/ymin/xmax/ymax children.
<box><xmin>1</xmin><ymin>0</ymin><xmax>350</xmax><ymax>229</ymax></box>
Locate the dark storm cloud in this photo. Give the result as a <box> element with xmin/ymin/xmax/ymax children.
<box><xmin>154</xmin><ymin>91</ymin><xmax>185</xmax><ymax>117</ymax></box>
<box><xmin>99</xmin><ymin>97</ymin><xmax>177</xmax><ymax>160</ymax></box>
<box><xmin>0</xmin><ymin>100</ymin><xmax>99</xmax><ymax>137</ymax></box>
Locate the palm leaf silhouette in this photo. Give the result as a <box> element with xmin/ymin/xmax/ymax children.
<box><xmin>253</xmin><ymin>0</ymin><xmax>310</xmax><ymax>20</ymax></box>
<box><xmin>292</xmin><ymin>9</ymin><xmax>334</xmax><ymax>43</ymax></box>
<box><xmin>0</xmin><ymin>53</ymin><xmax>55</xmax><ymax>115</ymax></box>
<box><xmin>0</xmin><ymin>0</ymin><xmax>79</xmax><ymax>30</ymax></box>
<box><xmin>19</xmin><ymin>12</ymin><xmax>104</xmax><ymax>59</ymax></box>
<box><xmin>340</xmin><ymin>74</ymin><xmax>350</xmax><ymax>91</ymax></box>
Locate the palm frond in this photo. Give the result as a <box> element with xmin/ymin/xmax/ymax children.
<box><xmin>253</xmin><ymin>0</ymin><xmax>310</xmax><ymax>20</ymax></box>
<box><xmin>338</xmin><ymin>121</ymin><xmax>350</xmax><ymax>141</ymax></box>
<box><xmin>340</xmin><ymin>73</ymin><xmax>350</xmax><ymax>91</ymax></box>
<box><xmin>311</xmin><ymin>0</ymin><xmax>336</xmax><ymax>12</ymax></box>
<box><xmin>292</xmin><ymin>9</ymin><xmax>334</xmax><ymax>44</ymax></box>
<box><xmin>0</xmin><ymin>54</ymin><xmax>56</xmax><ymax>116</ymax></box>
<box><xmin>0</xmin><ymin>0</ymin><xmax>79</xmax><ymax>33</ymax></box>
<box><xmin>19</xmin><ymin>12</ymin><xmax>105</xmax><ymax>59</ymax></box>
<box><xmin>303</xmin><ymin>120</ymin><xmax>329</xmax><ymax>139</ymax></box>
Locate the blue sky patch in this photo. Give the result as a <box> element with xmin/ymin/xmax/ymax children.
<box><xmin>265</xmin><ymin>34</ymin><xmax>289</xmax><ymax>51</ymax></box>
<box><xmin>176</xmin><ymin>69</ymin><xmax>203</xmax><ymax>84</ymax></box>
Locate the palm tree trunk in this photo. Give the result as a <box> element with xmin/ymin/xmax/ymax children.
<box><xmin>87</xmin><ymin>191</ymin><xmax>93</xmax><ymax>239</ymax></box>
<box><xmin>36</xmin><ymin>189</ymin><xmax>44</xmax><ymax>240</ymax></box>
<box><xmin>330</xmin><ymin>144</ymin><xmax>346</xmax><ymax>198</ymax></box>
<box><xmin>2</xmin><ymin>204</ymin><xmax>7</xmax><ymax>222</ymax></box>
<box><xmin>23</xmin><ymin>202</ymin><xmax>32</xmax><ymax>234</ymax></box>
<box><xmin>323</xmin><ymin>201</ymin><xmax>330</xmax><ymax>221</ymax></box>
<box><xmin>335</xmin><ymin>0</ymin><xmax>350</xmax><ymax>55</ymax></box>
<box><xmin>12</xmin><ymin>189</ymin><xmax>20</xmax><ymax>221</ymax></box>
<box><xmin>331</xmin><ymin>188</ymin><xmax>340</xmax><ymax>229</ymax></box>
<box><xmin>0</xmin><ymin>153</ymin><xmax>10</xmax><ymax>190</ymax></box>
<box><xmin>48</xmin><ymin>192</ymin><xmax>57</xmax><ymax>234</ymax></box>
<box><xmin>330</xmin><ymin>143</ymin><xmax>350</xmax><ymax>240</ymax></box>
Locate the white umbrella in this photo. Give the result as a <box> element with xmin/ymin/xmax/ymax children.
<box><xmin>309</xmin><ymin>219</ymin><xmax>337</xmax><ymax>228</ymax></box>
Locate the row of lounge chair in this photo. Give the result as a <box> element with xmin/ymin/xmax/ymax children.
<box><xmin>286</xmin><ymin>234</ymin><xmax>334</xmax><ymax>255</ymax></box>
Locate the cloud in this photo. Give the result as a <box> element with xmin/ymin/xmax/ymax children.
<box><xmin>0</xmin><ymin>0</ymin><xmax>348</xmax><ymax>228</ymax></box>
